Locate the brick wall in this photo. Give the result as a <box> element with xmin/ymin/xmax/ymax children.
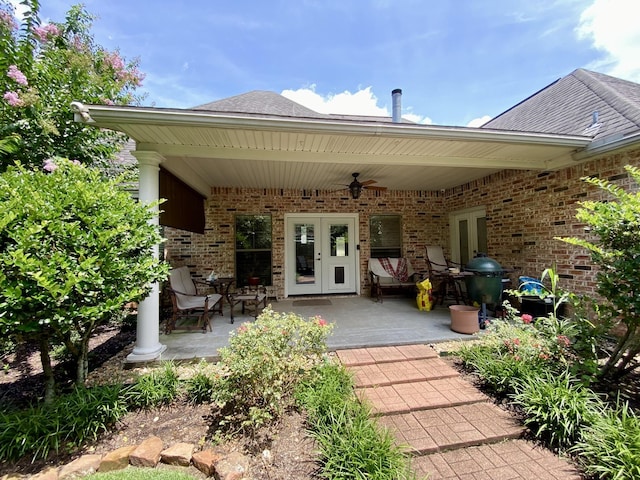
<box><xmin>164</xmin><ymin>147</ymin><xmax>640</xmax><ymax>299</ymax></box>
<box><xmin>165</xmin><ymin>189</ymin><xmax>446</xmax><ymax>298</ymax></box>
<box><xmin>445</xmin><ymin>147</ymin><xmax>640</xmax><ymax>294</ymax></box>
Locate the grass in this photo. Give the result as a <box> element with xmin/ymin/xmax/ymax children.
<box><xmin>87</xmin><ymin>467</ymin><xmax>199</xmax><ymax>479</ymax></box>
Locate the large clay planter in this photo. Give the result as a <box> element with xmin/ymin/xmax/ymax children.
<box><xmin>449</xmin><ymin>305</ymin><xmax>480</xmax><ymax>334</ymax></box>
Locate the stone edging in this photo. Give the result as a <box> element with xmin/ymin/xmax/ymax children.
<box><xmin>8</xmin><ymin>436</ymin><xmax>250</xmax><ymax>480</ymax></box>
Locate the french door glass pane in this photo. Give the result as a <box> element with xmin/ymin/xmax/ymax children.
<box><xmin>477</xmin><ymin>217</ymin><xmax>487</xmax><ymax>254</ymax></box>
<box><xmin>295</xmin><ymin>223</ymin><xmax>315</xmax><ymax>285</ymax></box>
<box><xmin>330</xmin><ymin>224</ymin><xmax>349</xmax><ymax>257</ymax></box>
<box><xmin>459</xmin><ymin>219</ymin><xmax>469</xmax><ymax>266</ymax></box>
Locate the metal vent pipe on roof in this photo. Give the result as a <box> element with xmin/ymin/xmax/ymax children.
<box><xmin>392</xmin><ymin>88</ymin><xmax>402</xmax><ymax>123</ymax></box>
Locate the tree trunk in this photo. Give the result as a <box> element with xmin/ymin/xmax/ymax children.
<box><xmin>74</xmin><ymin>328</ymin><xmax>94</xmax><ymax>386</ymax></box>
<box><xmin>599</xmin><ymin>326</ymin><xmax>633</xmax><ymax>380</ymax></box>
<box><xmin>38</xmin><ymin>336</ymin><xmax>55</xmax><ymax>404</ymax></box>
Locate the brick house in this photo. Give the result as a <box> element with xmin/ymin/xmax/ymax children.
<box><xmin>73</xmin><ymin>68</ymin><xmax>640</xmax><ymax>361</ymax></box>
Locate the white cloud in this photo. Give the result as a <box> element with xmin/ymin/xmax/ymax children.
<box><xmin>576</xmin><ymin>0</ymin><xmax>640</xmax><ymax>82</ymax></box>
<box><xmin>467</xmin><ymin>115</ymin><xmax>492</xmax><ymax>128</ymax></box>
<box><xmin>282</xmin><ymin>85</ymin><xmax>388</xmax><ymax>116</ymax></box>
<box><xmin>281</xmin><ymin>85</ymin><xmax>433</xmax><ymax>124</ymax></box>
<box><xmin>403</xmin><ymin>112</ymin><xmax>433</xmax><ymax>125</ymax></box>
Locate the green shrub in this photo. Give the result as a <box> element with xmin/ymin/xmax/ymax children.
<box><xmin>212</xmin><ymin>308</ymin><xmax>332</xmax><ymax>432</ymax></box>
<box><xmin>574</xmin><ymin>400</ymin><xmax>640</xmax><ymax>479</ymax></box>
<box><xmin>123</xmin><ymin>362</ymin><xmax>179</xmax><ymax>410</ymax></box>
<box><xmin>0</xmin><ymin>385</ymin><xmax>126</xmax><ymax>462</ymax></box>
<box><xmin>458</xmin><ymin>318</ymin><xmax>563</xmax><ymax>396</ymax></box>
<box><xmin>511</xmin><ymin>371</ymin><xmax>603</xmax><ymax>449</ymax></box>
<box><xmin>295</xmin><ymin>361</ymin><xmax>415</xmax><ymax>480</ymax></box>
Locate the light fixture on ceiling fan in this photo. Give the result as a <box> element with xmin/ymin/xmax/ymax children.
<box><xmin>342</xmin><ymin>172</ymin><xmax>388</xmax><ymax>199</ymax></box>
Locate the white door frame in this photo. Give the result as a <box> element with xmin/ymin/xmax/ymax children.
<box><xmin>449</xmin><ymin>206</ymin><xmax>487</xmax><ymax>266</ymax></box>
<box><xmin>284</xmin><ymin>213</ymin><xmax>360</xmax><ymax>298</ymax></box>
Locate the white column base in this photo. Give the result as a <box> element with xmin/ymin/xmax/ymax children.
<box><xmin>125</xmin><ymin>283</ymin><xmax>166</xmax><ymax>363</ymax></box>
<box><xmin>126</xmin><ymin>343</ymin><xmax>167</xmax><ymax>363</ymax></box>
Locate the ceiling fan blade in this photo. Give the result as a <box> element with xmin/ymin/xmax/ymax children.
<box><xmin>365</xmin><ymin>185</ymin><xmax>387</xmax><ymax>191</ymax></box>
<box><xmin>360</xmin><ymin>179</ymin><xmax>378</xmax><ymax>186</ymax></box>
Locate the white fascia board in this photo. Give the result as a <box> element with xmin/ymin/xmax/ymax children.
<box><xmin>75</xmin><ymin>103</ymin><xmax>592</xmax><ymax>149</ymax></box>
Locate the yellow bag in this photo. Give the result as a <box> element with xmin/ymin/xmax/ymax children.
<box><xmin>416</xmin><ymin>278</ymin><xmax>433</xmax><ymax>311</ymax></box>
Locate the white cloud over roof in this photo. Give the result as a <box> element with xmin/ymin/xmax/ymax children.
<box><xmin>577</xmin><ymin>0</ymin><xmax>640</xmax><ymax>82</ymax></box>
<box><xmin>281</xmin><ymin>85</ymin><xmax>433</xmax><ymax>124</ymax></box>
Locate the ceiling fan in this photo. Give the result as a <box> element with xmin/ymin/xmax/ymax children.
<box><xmin>339</xmin><ymin>172</ymin><xmax>388</xmax><ymax>199</ymax></box>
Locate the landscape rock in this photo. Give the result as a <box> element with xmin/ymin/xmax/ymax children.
<box><xmin>129</xmin><ymin>436</ymin><xmax>163</xmax><ymax>467</ymax></box>
<box><xmin>99</xmin><ymin>445</ymin><xmax>137</xmax><ymax>472</ymax></box>
<box><xmin>160</xmin><ymin>442</ymin><xmax>194</xmax><ymax>467</ymax></box>
<box><xmin>30</xmin><ymin>467</ymin><xmax>58</xmax><ymax>480</ymax></box>
<box><xmin>214</xmin><ymin>451</ymin><xmax>250</xmax><ymax>480</ymax></box>
<box><xmin>192</xmin><ymin>449</ymin><xmax>225</xmax><ymax>477</ymax></box>
<box><xmin>58</xmin><ymin>454</ymin><xmax>102</xmax><ymax>479</ymax></box>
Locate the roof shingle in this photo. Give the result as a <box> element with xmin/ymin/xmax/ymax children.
<box><xmin>482</xmin><ymin>69</ymin><xmax>640</xmax><ymax>140</ymax></box>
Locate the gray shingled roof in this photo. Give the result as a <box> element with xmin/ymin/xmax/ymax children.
<box><xmin>482</xmin><ymin>69</ymin><xmax>640</xmax><ymax>140</ymax></box>
<box><xmin>192</xmin><ymin>90</ymin><xmax>414</xmax><ymax>123</ymax></box>
<box><xmin>193</xmin><ymin>90</ymin><xmax>327</xmax><ymax>118</ymax></box>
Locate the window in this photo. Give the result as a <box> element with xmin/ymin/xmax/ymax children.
<box><xmin>369</xmin><ymin>215</ymin><xmax>402</xmax><ymax>258</ymax></box>
<box><xmin>235</xmin><ymin>215</ymin><xmax>272</xmax><ymax>287</ymax></box>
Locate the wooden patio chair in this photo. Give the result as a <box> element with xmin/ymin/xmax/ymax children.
<box><xmin>166</xmin><ymin>266</ymin><xmax>223</xmax><ymax>334</ymax></box>
<box><xmin>425</xmin><ymin>246</ymin><xmax>464</xmax><ymax>305</ymax></box>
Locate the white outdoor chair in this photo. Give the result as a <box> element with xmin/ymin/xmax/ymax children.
<box><xmin>166</xmin><ymin>266</ymin><xmax>222</xmax><ymax>334</ymax></box>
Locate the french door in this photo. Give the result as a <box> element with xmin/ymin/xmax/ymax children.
<box><xmin>285</xmin><ymin>215</ymin><xmax>358</xmax><ymax>296</ymax></box>
<box><xmin>450</xmin><ymin>207</ymin><xmax>487</xmax><ymax>267</ymax></box>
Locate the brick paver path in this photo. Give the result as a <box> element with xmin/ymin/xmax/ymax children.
<box><xmin>336</xmin><ymin>344</ymin><xmax>583</xmax><ymax>480</ymax></box>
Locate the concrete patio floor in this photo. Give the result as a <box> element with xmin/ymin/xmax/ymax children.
<box><xmin>158</xmin><ymin>295</ymin><xmax>484</xmax><ymax>361</ymax></box>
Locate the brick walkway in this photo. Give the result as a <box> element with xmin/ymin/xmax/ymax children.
<box><xmin>336</xmin><ymin>344</ymin><xmax>583</xmax><ymax>480</ymax></box>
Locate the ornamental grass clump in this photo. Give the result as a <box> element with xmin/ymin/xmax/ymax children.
<box><xmin>0</xmin><ymin>384</ymin><xmax>127</xmax><ymax>463</ymax></box>
<box><xmin>295</xmin><ymin>361</ymin><xmax>416</xmax><ymax>480</ymax></box>
<box><xmin>573</xmin><ymin>399</ymin><xmax>640</xmax><ymax>479</ymax></box>
<box><xmin>212</xmin><ymin>307</ymin><xmax>332</xmax><ymax>432</ymax></box>
<box><xmin>511</xmin><ymin>370</ymin><xmax>603</xmax><ymax>450</ymax></box>
<box><xmin>122</xmin><ymin>362</ymin><xmax>180</xmax><ymax>410</ymax></box>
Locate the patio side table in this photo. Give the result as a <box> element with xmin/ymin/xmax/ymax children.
<box><xmin>209</xmin><ymin>277</ymin><xmax>235</xmax><ymax>318</ymax></box>
<box><xmin>228</xmin><ymin>287</ymin><xmax>267</xmax><ymax>323</ymax></box>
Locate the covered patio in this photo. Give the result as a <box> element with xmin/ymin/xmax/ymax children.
<box><xmin>71</xmin><ymin>89</ymin><xmax>594</xmax><ymax>364</ymax></box>
<box><xmin>157</xmin><ymin>296</ymin><xmax>483</xmax><ymax>361</ymax></box>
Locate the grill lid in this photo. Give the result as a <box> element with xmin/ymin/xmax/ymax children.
<box><xmin>465</xmin><ymin>253</ymin><xmax>503</xmax><ymax>273</ymax></box>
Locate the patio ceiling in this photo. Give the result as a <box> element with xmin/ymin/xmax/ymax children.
<box><xmin>74</xmin><ymin>104</ymin><xmax>592</xmax><ymax>198</ymax></box>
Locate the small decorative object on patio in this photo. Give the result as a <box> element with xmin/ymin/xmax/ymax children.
<box><xmin>416</xmin><ymin>278</ymin><xmax>434</xmax><ymax>311</ymax></box>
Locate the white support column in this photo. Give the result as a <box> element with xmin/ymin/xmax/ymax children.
<box><xmin>126</xmin><ymin>151</ymin><xmax>167</xmax><ymax>362</ymax></box>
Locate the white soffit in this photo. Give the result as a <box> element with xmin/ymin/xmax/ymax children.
<box><xmin>75</xmin><ymin>104</ymin><xmax>592</xmax><ymax>196</ymax></box>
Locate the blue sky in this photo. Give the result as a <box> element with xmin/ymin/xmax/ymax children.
<box><xmin>22</xmin><ymin>0</ymin><xmax>640</xmax><ymax>126</ymax></box>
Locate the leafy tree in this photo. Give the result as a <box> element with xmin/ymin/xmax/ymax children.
<box><xmin>0</xmin><ymin>159</ymin><xmax>168</xmax><ymax>402</ymax></box>
<box><xmin>0</xmin><ymin>0</ymin><xmax>144</xmax><ymax>171</ymax></box>
<box><xmin>559</xmin><ymin>165</ymin><xmax>640</xmax><ymax>381</ymax></box>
